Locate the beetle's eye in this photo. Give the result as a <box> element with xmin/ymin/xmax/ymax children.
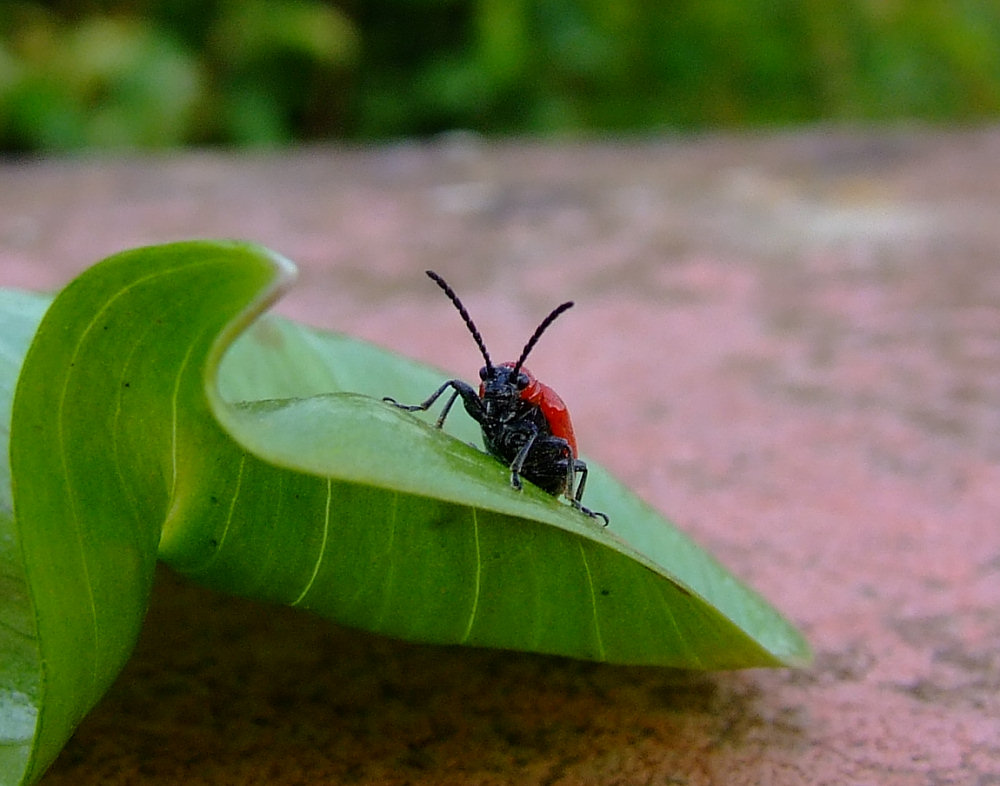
<box><xmin>516</xmin><ymin>373</ymin><xmax>529</xmax><ymax>389</ymax></box>
<box><xmin>478</xmin><ymin>365</ymin><xmax>490</xmax><ymax>380</ymax></box>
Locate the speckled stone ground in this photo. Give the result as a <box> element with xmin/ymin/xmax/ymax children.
<box><xmin>3</xmin><ymin>128</ymin><xmax>999</xmax><ymax>785</ymax></box>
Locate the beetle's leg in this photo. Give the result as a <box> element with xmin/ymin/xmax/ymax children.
<box><xmin>569</xmin><ymin>459</ymin><xmax>609</xmax><ymax>526</ymax></box>
<box><xmin>383</xmin><ymin>380</ymin><xmax>452</xmax><ymax>412</ymax></box>
<box><xmin>571</xmin><ymin>458</ymin><xmax>587</xmax><ymax>503</ymax></box>
<box><xmin>433</xmin><ymin>389</ymin><xmax>461</xmax><ymax>428</ymax></box>
<box><xmin>564</xmin><ymin>449</ymin><xmax>577</xmax><ymax>501</ymax></box>
<box><xmin>383</xmin><ymin>379</ymin><xmax>482</xmax><ymax>428</ymax></box>
<box><xmin>507</xmin><ymin>424</ymin><xmax>539</xmax><ymax>491</ymax></box>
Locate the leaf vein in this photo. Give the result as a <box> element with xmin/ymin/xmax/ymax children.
<box><xmin>218</xmin><ymin>455</ymin><xmax>246</xmax><ymax>554</ymax></box>
<box><xmin>578</xmin><ymin>542</ymin><xmax>605</xmax><ymax>661</ymax></box>
<box><xmin>292</xmin><ymin>478</ymin><xmax>332</xmax><ymax>606</ymax></box>
<box><xmin>168</xmin><ymin>336</ymin><xmax>202</xmax><ymax>503</ymax></box>
<box><xmin>459</xmin><ymin>507</ymin><xmax>481</xmax><ymax>644</ymax></box>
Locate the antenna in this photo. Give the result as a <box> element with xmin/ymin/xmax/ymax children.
<box><xmin>511</xmin><ymin>301</ymin><xmax>573</xmax><ymax>376</ymax></box>
<box><xmin>425</xmin><ymin>270</ymin><xmax>494</xmax><ymax>374</ymax></box>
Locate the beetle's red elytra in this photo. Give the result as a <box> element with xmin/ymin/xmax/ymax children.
<box><xmin>384</xmin><ymin>271</ymin><xmax>607</xmax><ymax>525</ymax></box>
<box><xmin>489</xmin><ymin>362</ymin><xmax>577</xmax><ymax>457</ymax></box>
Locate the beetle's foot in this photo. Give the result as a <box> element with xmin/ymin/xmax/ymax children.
<box><xmin>383</xmin><ymin>396</ymin><xmax>425</xmax><ymax>413</ymax></box>
<box><xmin>573</xmin><ymin>500</ymin><xmax>609</xmax><ymax>527</ymax></box>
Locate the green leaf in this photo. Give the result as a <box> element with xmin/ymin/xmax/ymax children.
<box><xmin>0</xmin><ymin>289</ymin><xmax>49</xmax><ymax>784</ymax></box>
<box><xmin>1</xmin><ymin>241</ymin><xmax>809</xmax><ymax>786</ymax></box>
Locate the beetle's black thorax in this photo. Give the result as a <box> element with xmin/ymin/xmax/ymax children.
<box><xmin>463</xmin><ymin>364</ymin><xmax>567</xmax><ymax>495</ymax></box>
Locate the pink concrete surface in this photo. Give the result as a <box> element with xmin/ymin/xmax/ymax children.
<box><xmin>2</xmin><ymin>129</ymin><xmax>998</xmax><ymax>784</ymax></box>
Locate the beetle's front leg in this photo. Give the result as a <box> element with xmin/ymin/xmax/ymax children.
<box><xmin>507</xmin><ymin>423</ymin><xmax>540</xmax><ymax>491</ymax></box>
<box><xmin>384</xmin><ymin>379</ymin><xmax>483</xmax><ymax>429</ymax></box>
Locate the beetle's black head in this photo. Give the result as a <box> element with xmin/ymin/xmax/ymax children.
<box><xmin>424</xmin><ymin>269</ymin><xmax>573</xmax><ymax>386</ymax></box>
<box><xmin>478</xmin><ymin>362</ymin><xmax>529</xmax><ymax>419</ymax></box>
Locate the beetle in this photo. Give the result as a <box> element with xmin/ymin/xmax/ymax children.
<box><xmin>384</xmin><ymin>270</ymin><xmax>608</xmax><ymax>526</ymax></box>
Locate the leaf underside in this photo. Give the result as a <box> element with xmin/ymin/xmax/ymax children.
<box><xmin>0</xmin><ymin>241</ymin><xmax>809</xmax><ymax>785</ymax></box>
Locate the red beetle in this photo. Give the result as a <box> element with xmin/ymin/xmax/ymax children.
<box><xmin>385</xmin><ymin>270</ymin><xmax>607</xmax><ymax>525</ymax></box>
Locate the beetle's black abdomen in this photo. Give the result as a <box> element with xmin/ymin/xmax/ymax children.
<box><xmin>476</xmin><ymin>399</ymin><xmax>572</xmax><ymax>496</ymax></box>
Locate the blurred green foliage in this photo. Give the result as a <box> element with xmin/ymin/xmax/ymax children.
<box><xmin>2</xmin><ymin>0</ymin><xmax>1000</xmax><ymax>150</ymax></box>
